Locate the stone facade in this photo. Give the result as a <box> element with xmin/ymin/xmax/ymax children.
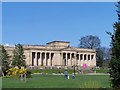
<box><xmin>5</xmin><ymin>41</ymin><xmax>96</xmax><ymax>68</ymax></box>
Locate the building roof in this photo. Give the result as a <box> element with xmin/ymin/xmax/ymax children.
<box><xmin>46</xmin><ymin>41</ymin><xmax>70</xmax><ymax>45</ymax></box>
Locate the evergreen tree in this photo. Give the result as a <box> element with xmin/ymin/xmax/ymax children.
<box><xmin>11</xmin><ymin>44</ymin><xmax>26</xmax><ymax>68</ymax></box>
<box><xmin>96</xmin><ymin>48</ymin><xmax>104</xmax><ymax>67</ymax></box>
<box><xmin>0</xmin><ymin>45</ymin><xmax>10</xmax><ymax>76</ymax></box>
<box><xmin>109</xmin><ymin>1</ymin><xmax>120</xmax><ymax>89</ymax></box>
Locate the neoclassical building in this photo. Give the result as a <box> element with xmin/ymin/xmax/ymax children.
<box><xmin>5</xmin><ymin>41</ymin><xmax>96</xmax><ymax>68</ymax></box>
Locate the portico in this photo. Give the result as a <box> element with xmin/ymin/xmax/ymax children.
<box><xmin>30</xmin><ymin>51</ymin><xmax>96</xmax><ymax>67</ymax></box>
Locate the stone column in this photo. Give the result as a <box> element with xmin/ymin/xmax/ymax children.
<box><xmin>66</xmin><ymin>53</ymin><xmax>67</xmax><ymax>66</ymax></box>
<box><xmin>60</xmin><ymin>52</ymin><xmax>63</xmax><ymax>66</ymax></box>
<box><xmin>38</xmin><ymin>52</ymin><xmax>41</xmax><ymax>66</ymax></box>
<box><xmin>41</xmin><ymin>52</ymin><xmax>43</xmax><ymax>66</ymax></box>
<box><xmin>51</xmin><ymin>53</ymin><xmax>53</xmax><ymax>66</ymax></box>
<box><xmin>67</xmin><ymin>53</ymin><xmax>70</xmax><ymax>66</ymax></box>
<box><xmin>86</xmin><ymin>54</ymin><xmax>88</xmax><ymax>60</ymax></box>
<box><xmin>77</xmin><ymin>54</ymin><xmax>80</xmax><ymax>70</ymax></box>
<box><xmin>46</xmin><ymin>53</ymin><xmax>47</xmax><ymax>66</ymax></box>
<box><xmin>82</xmin><ymin>54</ymin><xmax>84</xmax><ymax>60</ymax></box>
<box><xmin>44</xmin><ymin>52</ymin><xmax>46</xmax><ymax>66</ymax></box>
<box><xmin>48</xmin><ymin>52</ymin><xmax>51</xmax><ymax>66</ymax></box>
<box><xmin>34</xmin><ymin>52</ymin><xmax>37</xmax><ymax>66</ymax></box>
<box><xmin>29</xmin><ymin>52</ymin><xmax>32</xmax><ymax>66</ymax></box>
<box><xmin>70</xmin><ymin>53</ymin><xmax>72</xmax><ymax>66</ymax></box>
<box><xmin>46</xmin><ymin>53</ymin><xmax>50</xmax><ymax>66</ymax></box>
<box><xmin>93</xmin><ymin>54</ymin><xmax>96</xmax><ymax>66</ymax></box>
<box><xmin>82</xmin><ymin>54</ymin><xmax>84</xmax><ymax>66</ymax></box>
<box><xmin>83</xmin><ymin>54</ymin><xmax>87</xmax><ymax>64</ymax></box>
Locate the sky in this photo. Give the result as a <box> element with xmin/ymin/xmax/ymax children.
<box><xmin>2</xmin><ymin>2</ymin><xmax>117</xmax><ymax>47</ymax></box>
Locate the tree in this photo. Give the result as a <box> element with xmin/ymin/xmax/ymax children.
<box><xmin>79</xmin><ymin>35</ymin><xmax>101</xmax><ymax>49</ymax></box>
<box><xmin>96</xmin><ymin>47</ymin><xmax>104</xmax><ymax>67</ymax></box>
<box><xmin>102</xmin><ymin>47</ymin><xmax>111</xmax><ymax>61</ymax></box>
<box><xmin>96</xmin><ymin>47</ymin><xmax>111</xmax><ymax>67</ymax></box>
<box><xmin>102</xmin><ymin>47</ymin><xmax>111</xmax><ymax>68</ymax></box>
<box><xmin>11</xmin><ymin>44</ymin><xmax>26</xmax><ymax>68</ymax></box>
<box><xmin>0</xmin><ymin>45</ymin><xmax>10</xmax><ymax>76</ymax></box>
<box><xmin>109</xmin><ymin>1</ymin><xmax>120</xmax><ymax>88</ymax></box>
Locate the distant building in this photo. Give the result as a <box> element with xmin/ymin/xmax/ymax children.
<box><xmin>5</xmin><ymin>41</ymin><xmax>96</xmax><ymax>68</ymax></box>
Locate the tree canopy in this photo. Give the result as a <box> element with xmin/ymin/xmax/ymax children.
<box><xmin>109</xmin><ymin>1</ymin><xmax>120</xmax><ymax>89</ymax></box>
<box><xmin>11</xmin><ymin>44</ymin><xmax>26</xmax><ymax>68</ymax></box>
<box><xmin>0</xmin><ymin>45</ymin><xmax>10</xmax><ymax>71</ymax></box>
<box><xmin>79</xmin><ymin>35</ymin><xmax>101</xmax><ymax>49</ymax></box>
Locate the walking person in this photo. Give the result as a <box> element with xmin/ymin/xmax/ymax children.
<box><xmin>64</xmin><ymin>70</ymin><xmax>68</xmax><ymax>80</ymax></box>
<box><xmin>72</xmin><ymin>73</ymin><xmax>75</xmax><ymax>80</ymax></box>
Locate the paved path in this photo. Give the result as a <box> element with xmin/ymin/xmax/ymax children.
<box><xmin>85</xmin><ymin>73</ymin><xmax>110</xmax><ymax>75</ymax></box>
<box><xmin>32</xmin><ymin>73</ymin><xmax>110</xmax><ymax>75</ymax></box>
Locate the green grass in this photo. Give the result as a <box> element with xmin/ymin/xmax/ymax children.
<box><xmin>2</xmin><ymin>74</ymin><xmax>111</xmax><ymax>88</ymax></box>
<box><xmin>96</xmin><ymin>69</ymin><xmax>109</xmax><ymax>73</ymax></box>
<box><xmin>0</xmin><ymin>77</ymin><xmax>2</xmax><ymax>90</ymax></box>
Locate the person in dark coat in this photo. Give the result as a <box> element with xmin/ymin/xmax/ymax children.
<box><xmin>64</xmin><ymin>70</ymin><xmax>68</xmax><ymax>80</ymax></box>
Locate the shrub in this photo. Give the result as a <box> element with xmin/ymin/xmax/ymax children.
<box><xmin>26</xmin><ymin>70</ymin><xmax>31</xmax><ymax>78</ymax></box>
<box><xmin>6</xmin><ymin>67</ymin><xmax>26</xmax><ymax>77</ymax></box>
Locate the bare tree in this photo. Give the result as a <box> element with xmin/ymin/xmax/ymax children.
<box><xmin>79</xmin><ymin>35</ymin><xmax>101</xmax><ymax>49</ymax></box>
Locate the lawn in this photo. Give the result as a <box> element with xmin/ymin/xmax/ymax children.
<box><xmin>2</xmin><ymin>74</ymin><xmax>111</xmax><ymax>88</ymax></box>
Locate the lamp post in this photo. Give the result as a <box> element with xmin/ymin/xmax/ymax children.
<box><xmin>73</xmin><ymin>54</ymin><xmax>76</xmax><ymax>75</ymax></box>
<box><xmin>74</xmin><ymin>64</ymin><xmax>75</xmax><ymax>75</ymax></box>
